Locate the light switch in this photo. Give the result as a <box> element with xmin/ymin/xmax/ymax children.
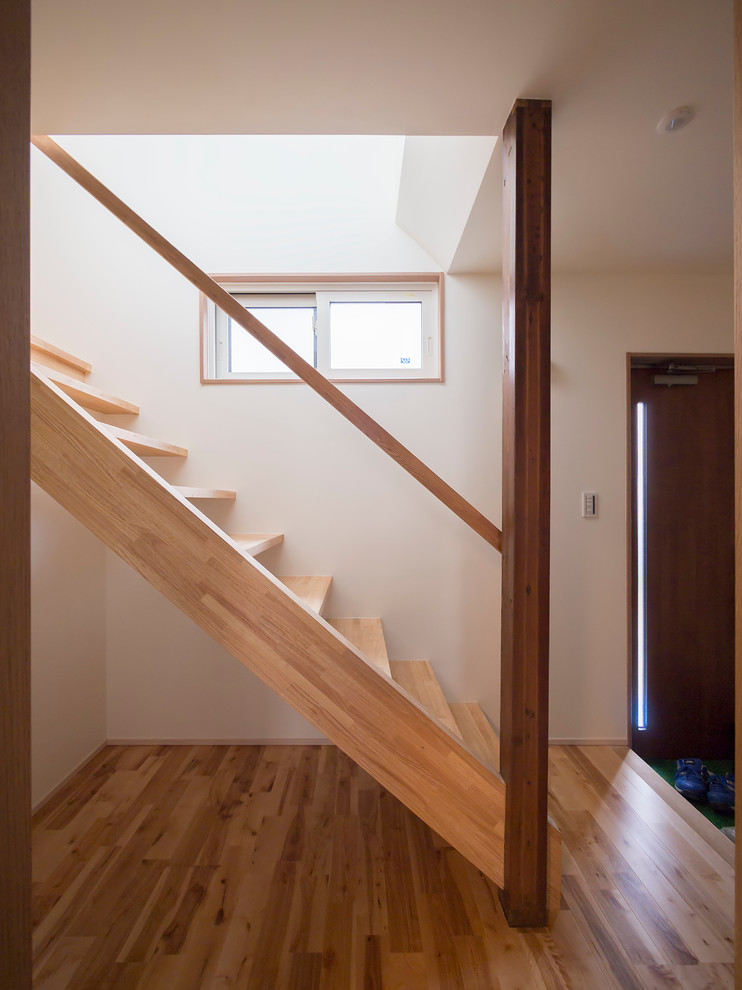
<box><xmin>581</xmin><ymin>492</ymin><xmax>598</xmax><ymax>518</ymax></box>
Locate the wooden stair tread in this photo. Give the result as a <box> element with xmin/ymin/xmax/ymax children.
<box><xmin>389</xmin><ymin>660</ymin><xmax>461</xmax><ymax>737</ymax></box>
<box><xmin>280</xmin><ymin>576</ymin><xmax>332</xmax><ymax>616</ymax></box>
<box><xmin>230</xmin><ymin>534</ymin><xmax>284</xmax><ymax>556</ymax></box>
<box><xmin>31</xmin><ymin>363</ymin><xmax>140</xmax><ymax>415</ymax></box>
<box><xmin>174</xmin><ymin>486</ymin><xmax>236</xmax><ymax>501</ymax></box>
<box><xmin>30</xmin><ymin>335</ymin><xmax>92</xmax><ymax>380</ymax></box>
<box><xmin>328</xmin><ymin>618</ymin><xmax>391</xmax><ymax>676</ymax></box>
<box><xmin>449</xmin><ymin>702</ymin><xmax>500</xmax><ymax>772</ymax></box>
<box><xmin>106</xmin><ymin>425</ymin><xmax>188</xmax><ymax>458</ymax></box>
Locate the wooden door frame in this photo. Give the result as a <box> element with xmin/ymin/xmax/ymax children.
<box><xmin>625</xmin><ymin>354</ymin><xmax>734</xmax><ymax>757</ymax></box>
<box><xmin>733</xmin><ymin>0</ymin><xmax>742</xmax><ymax>968</ymax></box>
<box><xmin>0</xmin><ymin>1</ymin><xmax>31</xmax><ymax>986</ymax></box>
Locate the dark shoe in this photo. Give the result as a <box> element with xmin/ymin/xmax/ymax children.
<box><xmin>708</xmin><ymin>773</ymin><xmax>735</xmax><ymax>813</ymax></box>
<box><xmin>674</xmin><ymin>758</ymin><xmax>707</xmax><ymax>802</ymax></box>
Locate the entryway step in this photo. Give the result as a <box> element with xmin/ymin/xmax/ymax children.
<box><xmin>32</xmin><ymin>363</ymin><xmax>140</xmax><ymax>415</ymax></box>
<box><xmin>31</xmin><ymin>334</ymin><xmax>92</xmax><ymax>381</ymax></box>
<box><xmin>449</xmin><ymin>702</ymin><xmax>500</xmax><ymax>772</ymax></box>
<box><xmin>389</xmin><ymin>660</ymin><xmax>461</xmax><ymax>737</ymax></box>
<box><xmin>107</xmin><ymin>425</ymin><xmax>188</xmax><ymax>458</ymax></box>
<box><xmin>281</xmin><ymin>576</ymin><xmax>332</xmax><ymax>616</ymax></box>
<box><xmin>328</xmin><ymin>618</ymin><xmax>391</xmax><ymax>676</ymax></box>
<box><xmin>175</xmin><ymin>487</ymin><xmax>237</xmax><ymax>501</ymax></box>
<box><xmin>230</xmin><ymin>534</ymin><xmax>284</xmax><ymax>556</ymax></box>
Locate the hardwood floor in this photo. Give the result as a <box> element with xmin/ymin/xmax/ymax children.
<box><xmin>32</xmin><ymin>744</ymin><xmax>735</xmax><ymax>989</ymax></box>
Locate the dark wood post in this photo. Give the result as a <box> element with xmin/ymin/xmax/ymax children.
<box><xmin>733</xmin><ymin>0</ymin><xmax>742</xmax><ymax>970</ymax></box>
<box><xmin>0</xmin><ymin>0</ymin><xmax>32</xmax><ymax>986</ymax></box>
<box><xmin>500</xmin><ymin>98</ymin><xmax>552</xmax><ymax>928</ymax></box>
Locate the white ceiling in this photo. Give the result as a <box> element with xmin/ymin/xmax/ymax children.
<box><xmin>31</xmin><ymin>0</ymin><xmax>733</xmax><ymax>273</ymax></box>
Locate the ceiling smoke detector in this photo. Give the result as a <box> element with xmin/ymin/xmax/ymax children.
<box><xmin>656</xmin><ymin>106</ymin><xmax>695</xmax><ymax>134</ymax></box>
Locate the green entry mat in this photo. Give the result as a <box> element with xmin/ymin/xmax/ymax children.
<box><xmin>648</xmin><ymin>760</ymin><xmax>734</xmax><ymax>831</ymax></box>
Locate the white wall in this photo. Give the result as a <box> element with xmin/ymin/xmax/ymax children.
<box><xmin>31</xmin><ymin>138</ymin><xmax>503</xmax><ymax>743</ymax></box>
<box><xmin>31</xmin><ymin>485</ymin><xmax>107</xmax><ymax>807</ymax></box>
<box><xmin>550</xmin><ymin>271</ymin><xmax>733</xmax><ymax>743</ymax></box>
<box><xmin>396</xmin><ymin>136</ymin><xmax>497</xmax><ymax>269</ymax></box>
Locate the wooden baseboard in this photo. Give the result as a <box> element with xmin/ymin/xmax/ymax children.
<box><xmin>33</xmin><ymin>738</ymin><xmax>624</xmax><ymax>816</ymax></box>
<box><xmin>549</xmin><ymin>737</ymin><xmax>628</xmax><ymax>746</ymax></box>
<box><xmin>105</xmin><ymin>737</ymin><xmax>332</xmax><ymax>747</ymax></box>
<box><xmin>32</xmin><ymin>741</ymin><xmax>108</xmax><ymax>814</ymax></box>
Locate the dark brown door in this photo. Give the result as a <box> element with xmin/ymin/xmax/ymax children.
<box><xmin>630</xmin><ymin>362</ymin><xmax>734</xmax><ymax>760</ymax></box>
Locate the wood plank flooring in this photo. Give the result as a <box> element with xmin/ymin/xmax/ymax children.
<box><xmin>32</xmin><ymin>744</ymin><xmax>735</xmax><ymax>989</ymax></box>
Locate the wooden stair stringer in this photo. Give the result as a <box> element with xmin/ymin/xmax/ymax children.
<box><xmin>30</xmin><ymin>367</ymin><xmax>510</xmax><ymax>892</ymax></box>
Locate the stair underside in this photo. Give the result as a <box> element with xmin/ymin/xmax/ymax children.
<box><xmin>31</xmin><ymin>368</ymin><xmax>517</xmax><ymax>896</ymax></box>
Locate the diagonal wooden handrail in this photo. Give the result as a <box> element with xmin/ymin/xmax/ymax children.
<box><xmin>31</xmin><ymin>135</ymin><xmax>502</xmax><ymax>551</ymax></box>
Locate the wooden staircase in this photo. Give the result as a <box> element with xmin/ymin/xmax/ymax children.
<box><xmin>29</xmin><ymin>336</ymin><xmax>561</xmax><ymax>914</ymax></box>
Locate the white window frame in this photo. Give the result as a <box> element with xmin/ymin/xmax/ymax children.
<box><xmin>200</xmin><ymin>273</ymin><xmax>444</xmax><ymax>383</ymax></box>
